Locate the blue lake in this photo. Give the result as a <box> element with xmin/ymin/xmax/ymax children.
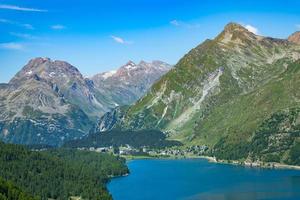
<box><xmin>108</xmin><ymin>159</ymin><xmax>300</xmax><ymax>200</ymax></box>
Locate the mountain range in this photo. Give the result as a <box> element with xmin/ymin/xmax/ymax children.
<box><xmin>1</xmin><ymin>22</ymin><xmax>299</xmax><ymax>165</ymax></box>
<box><xmin>95</xmin><ymin>23</ymin><xmax>300</xmax><ymax>165</ymax></box>
<box><xmin>0</xmin><ymin>58</ymin><xmax>170</xmax><ymax>146</ymax></box>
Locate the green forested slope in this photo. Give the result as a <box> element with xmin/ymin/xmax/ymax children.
<box><xmin>96</xmin><ymin>23</ymin><xmax>300</xmax><ymax>165</ymax></box>
<box><xmin>64</xmin><ymin>129</ymin><xmax>182</xmax><ymax>149</ymax></box>
<box><xmin>0</xmin><ymin>177</ymin><xmax>37</xmax><ymax>200</ymax></box>
<box><xmin>198</xmin><ymin>60</ymin><xmax>300</xmax><ymax>161</ymax></box>
<box><xmin>0</xmin><ymin>142</ymin><xmax>128</xmax><ymax>200</ymax></box>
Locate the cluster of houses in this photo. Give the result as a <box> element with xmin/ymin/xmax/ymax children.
<box><xmin>118</xmin><ymin>145</ymin><xmax>141</xmax><ymax>155</ymax></box>
<box><xmin>77</xmin><ymin>145</ymin><xmax>141</xmax><ymax>155</ymax></box>
<box><xmin>77</xmin><ymin>146</ymin><xmax>112</xmax><ymax>153</ymax></box>
<box><xmin>145</xmin><ymin>145</ymin><xmax>209</xmax><ymax>157</ymax></box>
<box><xmin>77</xmin><ymin>144</ymin><xmax>209</xmax><ymax>158</ymax></box>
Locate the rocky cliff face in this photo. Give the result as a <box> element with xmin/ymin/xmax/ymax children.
<box><xmin>288</xmin><ymin>31</ymin><xmax>300</xmax><ymax>45</ymax></box>
<box><xmin>95</xmin><ymin>23</ymin><xmax>300</xmax><ymax>164</ymax></box>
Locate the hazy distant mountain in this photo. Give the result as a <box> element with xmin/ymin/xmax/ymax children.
<box><xmin>91</xmin><ymin>60</ymin><xmax>171</xmax><ymax>107</ymax></box>
<box><xmin>95</xmin><ymin>23</ymin><xmax>300</xmax><ymax>165</ymax></box>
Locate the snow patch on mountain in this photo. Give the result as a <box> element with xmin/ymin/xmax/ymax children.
<box><xmin>123</xmin><ymin>61</ymin><xmax>136</xmax><ymax>70</ymax></box>
<box><xmin>49</xmin><ymin>72</ymin><xmax>56</xmax><ymax>77</ymax></box>
<box><xmin>102</xmin><ymin>70</ymin><xmax>117</xmax><ymax>79</ymax></box>
<box><xmin>26</xmin><ymin>70</ymin><xmax>33</xmax><ymax>75</ymax></box>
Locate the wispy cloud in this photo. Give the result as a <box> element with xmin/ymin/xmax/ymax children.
<box><xmin>0</xmin><ymin>42</ymin><xmax>24</xmax><ymax>50</ymax></box>
<box><xmin>296</xmin><ymin>24</ymin><xmax>300</xmax><ymax>30</ymax></box>
<box><xmin>10</xmin><ymin>32</ymin><xmax>36</xmax><ymax>40</ymax></box>
<box><xmin>170</xmin><ymin>19</ymin><xmax>200</xmax><ymax>29</ymax></box>
<box><xmin>244</xmin><ymin>24</ymin><xmax>259</xmax><ymax>34</ymax></box>
<box><xmin>51</xmin><ymin>24</ymin><xmax>66</xmax><ymax>30</ymax></box>
<box><xmin>0</xmin><ymin>4</ymin><xmax>47</xmax><ymax>12</ymax></box>
<box><xmin>110</xmin><ymin>35</ymin><xmax>132</xmax><ymax>44</ymax></box>
<box><xmin>111</xmin><ymin>35</ymin><xmax>125</xmax><ymax>44</ymax></box>
<box><xmin>0</xmin><ymin>18</ymin><xmax>34</xmax><ymax>29</ymax></box>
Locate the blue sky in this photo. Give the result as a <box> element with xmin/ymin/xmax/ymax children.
<box><xmin>0</xmin><ymin>0</ymin><xmax>300</xmax><ymax>83</ymax></box>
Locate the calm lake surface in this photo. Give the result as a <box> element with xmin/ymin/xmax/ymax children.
<box><xmin>108</xmin><ymin>159</ymin><xmax>300</xmax><ymax>200</ymax></box>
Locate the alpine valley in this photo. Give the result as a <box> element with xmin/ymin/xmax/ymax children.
<box><xmin>93</xmin><ymin>23</ymin><xmax>300</xmax><ymax>166</ymax></box>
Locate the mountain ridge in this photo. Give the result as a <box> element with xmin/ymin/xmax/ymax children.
<box><xmin>94</xmin><ymin>22</ymin><xmax>300</xmax><ymax>165</ymax></box>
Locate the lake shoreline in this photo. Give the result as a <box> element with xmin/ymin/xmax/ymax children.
<box><xmin>108</xmin><ymin>157</ymin><xmax>300</xmax><ymax>200</ymax></box>
<box><xmin>121</xmin><ymin>154</ymin><xmax>300</xmax><ymax>170</ymax></box>
<box><xmin>205</xmin><ymin>157</ymin><xmax>300</xmax><ymax>170</ymax></box>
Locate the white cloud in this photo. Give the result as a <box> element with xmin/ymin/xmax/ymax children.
<box><xmin>0</xmin><ymin>42</ymin><xmax>24</xmax><ymax>50</ymax></box>
<box><xmin>110</xmin><ymin>35</ymin><xmax>132</xmax><ymax>44</ymax></box>
<box><xmin>296</xmin><ymin>24</ymin><xmax>300</xmax><ymax>30</ymax></box>
<box><xmin>244</xmin><ymin>24</ymin><xmax>259</xmax><ymax>34</ymax></box>
<box><xmin>51</xmin><ymin>24</ymin><xmax>66</xmax><ymax>30</ymax></box>
<box><xmin>170</xmin><ymin>20</ymin><xmax>180</xmax><ymax>26</ymax></box>
<box><xmin>111</xmin><ymin>35</ymin><xmax>125</xmax><ymax>44</ymax></box>
<box><xmin>0</xmin><ymin>4</ymin><xmax>47</xmax><ymax>12</ymax></box>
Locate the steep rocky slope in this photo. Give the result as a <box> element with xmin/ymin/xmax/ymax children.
<box><xmin>95</xmin><ymin>23</ymin><xmax>300</xmax><ymax>164</ymax></box>
<box><xmin>288</xmin><ymin>31</ymin><xmax>300</xmax><ymax>44</ymax></box>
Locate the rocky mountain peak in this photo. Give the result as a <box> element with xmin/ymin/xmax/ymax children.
<box><xmin>121</xmin><ymin>61</ymin><xmax>137</xmax><ymax>70</ymax></box>
<box><xmin>10</xmin><ymin>57</ymin><xmax>82</xmax><ymax>85</ymax></box>
<box><xmin>27</xmin><ymin>57</ymin><xmax>51</xmax><ymax>66</ymax></box>
<box><xmin>216</xmin><ymin>22</ymin><xmax>257</xmax><ymax>44</ymax></box>
<box><xmin>93</xmin><ymin>60</ymin><xmax>170</xmax><ymax>81</ymax></box>
<box><xmin>24</xmin><ymin>57</ymin><xmax>79</xmax><ymax>73</ymax></box>
<box><xmin>223</xmin><ymin>22</ymin><xmax>249</xmax><ymax>34</ymax></box>
<box><xmin>288</xmin><ymin>31</ymin><xmax>300</xmax><ymax>44</ymax></box>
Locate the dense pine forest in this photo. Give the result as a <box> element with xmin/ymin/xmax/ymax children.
<box><xmin>0</xmin><ymin>142</ymin><xmax>128</xmax><ymax>200</ymax></box>
<box><xmin>214</xmin><ymin>107</ymin><xmax>300</xmax><ymax>165</ymax></box>
<box><xmin>64</xmin><ymin>129</ymin><xmax>182</xmax><ymax>149</ymax></box>
<box><xmin>0</xmin><ymin>177</ymin><xmax>37</xmax><ymax>200</ymax></box>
